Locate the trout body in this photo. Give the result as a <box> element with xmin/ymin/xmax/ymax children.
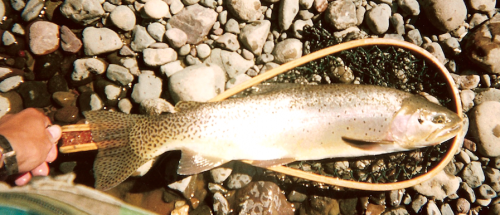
<box><xmin>85</xmin><ymin>84</ymin><xmax>463</xmax><ymax>190</ymax></box>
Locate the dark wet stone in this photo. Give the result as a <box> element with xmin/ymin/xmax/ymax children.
<box><xmin>34</xmin><ymin>52</ymin><xmax>63</xmax><ymax>80</ymax></box>
<box><xmin>78</xmin><ymin>91</ymin><xmax>103</xmax><ymax>112</ymax></box>
<box><xmin>59</xmin><ymin>161</ymin><xmax>77</xmax><ymax>173</ymax></box>
<box><xmin>168</xmin><ymin>174</ymin><xmax>207</xmax><ymax>209</ymax></box>
<box><xmin>366</xmin><ymin>203</ymin><xmax>385</xmax><ymax>215</ymax></box>
<box><xmin>52</xmin><ymin>91</ymin><xmax>77</xmax><ymax>107</ymax></box>
<box><xmin>47</xmin><ymin>74</ymin><xmax>69</xmax><ymax>94</ymax></box>
<box><xmin>17</xmin><ymin>81</ymin><xmax>51</xmax><ymax>108</ymax></box>
<box><xmin>190</xmin><ymin>204</ymin><xmax>212</xmax><ymax>215</ymax></box>
<box><xmin>370</xmin><ymin>192</ymin><xmax>386</xmax><ymax>205</ymax></box>
<box><xmin>339</xmin><ymin>197</ymin><xmax>358</xmax><ymax>215</ymax></box>
<box><xmin>0</xmin><ymin>91</ymin><xmax>23</xmax><ymax>114</ymax></box>
<box><xmin>287</xmin><ymin>189</ymin><xmax>307</xmax><ymax>203</ymax></box>
<box><xmin>54</xmin><ymin>106</ymin><xmax>79</xmax><ymax>123</ymax></box>
<box><xmin>300</xmin><ymin>195</ymin><xmax>340</xmax><ymax>215</ymax></box>
<box><xmin>233</xmin><ymin>181</ymin><xmax>294</xmax><ymax>215</ymax></box>
<box><xmin>225</xmin><ymin>162</ymin><xmax>258</xmax><ymax>189</ymax></box>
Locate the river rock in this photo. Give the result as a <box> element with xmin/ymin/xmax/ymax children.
<box><xmin>365</xmin><ymin>3</ymin><xmax>392</xmax><ymax>34</ymax></box>
<box><xmin>474</xmin><ymin>88</ymin><xmax>500</xmax><ymax>105</ymax></box>
<box><xmin>60</xmin><ymin>0</ymin><xmax>105</xmax><ymax>25</ymax></box>
<box><xmin>147</xmin><ymin>23</ymin><xmax>166</xmax><ymax>42</ymax></box>
<box><xmin>82</xmin><ymin>27</ymin><xmax>123</xmax><ymax>56</ymax></box>
<box><xmin>465</xmin><ymin>14</ymin><xmax>500</xmax><ymax>74</ymax></box>
<box><xmin>239</xmin><ymin>20</ymin><xmax>271</xmax><ymax>55</ymax></box>
<box><xmin>0</xmin><ymin>91</ymin><xmax>23</xmax><ymax>117</ymax></box>
<box><xmin>452</xmin><ymin>74</ymin><xmax>480</xmax><ymax>90</ymax></box>
<box><xmin>226</xmin><ymin>0</ymin><xmax>261</xmax><ymax>22</ymax></box>
<box><xmin>478</xmin><ymin>184</ymin><xmax>497</xmax><ymax>199</ymax></box>
<box><xmin>2</xmin><ymin>31</ymin><xmax>16</xmax><ymax>46</ymax></box>
<box><xmin>215</xmin><ymin>33</ymin><xmax>239</xmax><ymax>51</ymax></box>
<box><xmin>106</xmin><ymin>64</ymin><xmax>134</xmax><ymax>86</ymax></box>
<box><xmin>279</xmin><ymin>0</ymin><xmax>299</xmax><ymax>31</ymax></box>
<box><xmin>461</xmin><ymin>161</ymin><xmax>485</xmax><ymax>188</ymax></box>
<box><xmin>469</xmin><ymin>101</ymin><xmax>500</xmax><ymax>157</ymax></box>
<box><xmin>55</xmin><ymin>106</ymin><xmax>79</xmax><ymax>123</ymax></box>
<box><xmin>0</xmin><ymin>76</ymin><xmax>23</xmax><ymax>93</ymax></box>
<box><xmin>168</xmin><ymin>63</ymin><xmax>225</xmax><ymax>102</ymax></box>
<box><xmin>28</xmin><ymin>21</ymin><xmax>60</xmax><ymax>55</ymax></box>
<box><xmin>60</xmin><ymin>25</ymin><xmax>82</xmax><ymax>53</ymax></box>
<box><xmin>196</xmin><ymin>44</ymin><xmax>211</xmax><ymax>59</ymax></box>
<box><xmin>72</xmin><ymin>58</ymin><xmax>106</xmax><ymax>81</ymax></box>
<box><xmin>469</xmin><ymin>0</ymin><xmax>496</xmax><ymax>12</ymax></box>
<box><xmin>143</xmin><ymin>47</ymin><xmax>177</xmax><ymax>67</ymax></box>
<box><xmin>110</xmin><ymin>5</ymin><xmax>136</xmax><ymax>31</ymax></box>
<box><xmin>143</xmin><ymin>0</ymin><xmax>170</xmax><ymax>19</ymax></box>
<box><xmin>425</xmin><ymin>42</ymin><xmax>446</xmax><ymax>64</ymax></box>
<box><xmin>131</xmin><ymin>25</ymin><xmax>156</xmax><ymax>52</ymax></box>
<box><xmin>17</xmin><ymin>81</ymin><xmax>51</xmax><ymax>108</ymax></box>
<box><xmin>160</xmin><ymin>60</ymin><xmax>184</xmax><ymax>77</ymax></box>
<box><xmin>420</xmin><ymin>0</ymin><xmax>467</xmax><ymax>32</ymax></box>
<box><xmin>233</xmin><ymin>181</ymin><xmax>294</xmax><ymax>215</ymax></box>
<box><xmin>131</xmin><ymin>71</ymin><xmax>162</xmax><ymax>103</ymax></box>
<box><xmin>273</xmin><ymin>38</ymin><xmax>303</xmax><ymax>64</ymax></box>
<box><xmin>485</xmin><ymin>168</ymin><xmax>500</xmax><ymax>193</ymax></box>
<box><xmin>52</xmin><ymin>91</ymin><xmax>77</xmax><ymax>107</ymax></box>
<box><xmin>165</xmin><ymin>28</ymin><xmax>187</xmax><ymax>49</ymax></box>
<box><xmin>412</xmin><ymin>170</ymin><xmax>460</xmax><ymax>200</ymax></box>
<box><xmin>205</xmin><ymin>48</ymin><xmax>253</xmax><ymax>78</ymax></box>
<box><xmin>21</xmin><ymin>0</ymin><xmax>44</xmax><ymax>22</ymax></box>
<box><xmin>169</xmin><ymin>4</ymin><xmax>217</xmax><ymax>44</ymax></box>
<box><xmin>324</xmin><ymin>0</ymin><xmax>357</xmax><ymax>30</ymax></box>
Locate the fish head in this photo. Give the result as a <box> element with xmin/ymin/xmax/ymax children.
<box><xmin>390</xmin><ymin>97</ymin><xmax>463</xmax><ymax>149</ymax></box>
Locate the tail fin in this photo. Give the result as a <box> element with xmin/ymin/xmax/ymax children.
<box><xmin>84</xmin><ymin>111</ymin><xmax>152</xmax><ymax>190</ymax></box>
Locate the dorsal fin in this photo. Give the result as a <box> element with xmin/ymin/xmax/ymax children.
<box><xmin>177</xmin><ymin>149</ymin><xmax>228</xmax><ymax>175</ymax></box>
<box><xmin>175</xmin><ymin>101</ymin><xmax>204</xmax><ymax>111</ymax></box>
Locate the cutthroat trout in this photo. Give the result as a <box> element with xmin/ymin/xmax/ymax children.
<box><xmin>84</xmin><ymin>84</ymin><xmax>463</xmax><ymax>190</ymax></box>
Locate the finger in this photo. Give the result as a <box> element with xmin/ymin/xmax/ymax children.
<box><xmin>15</xmin><ymin>172</ymin><xmax>32</xmax><ymax>186</ymax></box>
<box><xmin>46</xmin><ymin>125</ymin><xmax>62</xmax><ymax>142</ymax></box>
<box><xmin>31</xmin><ymin>162</ymin><xmax>49</xmax><ymax>176</ymax></box>
<box><xmin>46</xmin><ymin>145</ymin><xmax>58</xmax><ymax>163</ymax></box>
<box><xmin>0</xmin><ymin>114</ymin><xmax>13</xmax><ymax>124</ymax></box>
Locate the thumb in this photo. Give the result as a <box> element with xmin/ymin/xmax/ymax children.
<box><xmin>46</xmin><ymin>125</ymin><xmax>62</xmax><ymax>143</ymax></box>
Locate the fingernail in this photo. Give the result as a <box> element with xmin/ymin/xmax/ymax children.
<box><xmin>46</xmin><ymin>125</ymin><xmax>62</xmax><ymax>140</ymax></box>
<box><xmin>15</xmin><ymin>173</ymin><xmax>31</xmax><ymax>186</ymax></box>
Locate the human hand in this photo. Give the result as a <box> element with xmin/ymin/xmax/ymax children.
<box><xmin>0</xmin><ymin>108</ymin><xmax>61</xmax><ymax>185</ymax></box>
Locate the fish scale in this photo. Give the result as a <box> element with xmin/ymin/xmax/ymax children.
<box><xmin>84</xmin><ymin>84</ymin><xmax>463</xmax><ymax>190</ymax></box>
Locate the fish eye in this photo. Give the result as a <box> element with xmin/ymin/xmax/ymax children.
<box><xmin>432</xmin><ymin>115</ymin><xmax>447</xmax><ymax>124</ymax></box>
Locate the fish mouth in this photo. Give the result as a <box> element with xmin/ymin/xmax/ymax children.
<box><xmin>426</xmin><ymin>122</ymin><xmax>463</xmax><ymax>142</ymax></box>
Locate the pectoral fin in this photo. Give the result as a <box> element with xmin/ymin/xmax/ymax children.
<box><xmin>248</xmin><ymin>158</ymin><xmax>296</xmax><ymax>168</ymax></box>
<box><xmin>342</xmin><ymin>136</ymin><xmax>395</xmax><ymax>151</ymax></box>
<box><xmin>175</xmin><ymin>101</ymin><xmax>204</xmax><ymax>112</ymax></box>
<box><xmin>177</xmin><ymin>149</ymin><xmax>228</xmax><ymax>175</ymax></box>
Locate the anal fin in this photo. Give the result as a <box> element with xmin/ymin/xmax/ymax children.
<box><xmin>177</xmin><ymin>149</ymin><xmax>228</xmax><ymax>175</ymax></box>
<box><xmin>249</xmin><ymin>158</ymin><xmax>296</xmax><ymax>168</ymax></box>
